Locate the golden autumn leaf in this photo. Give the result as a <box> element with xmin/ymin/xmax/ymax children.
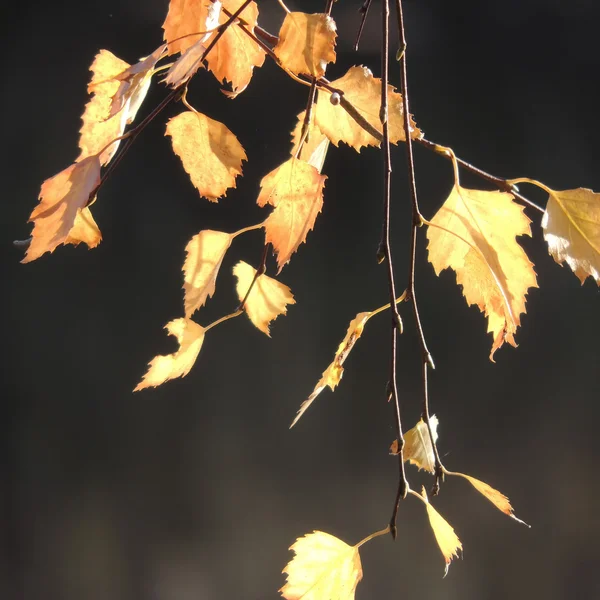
<box><xmin>426</xmin><ymin>185</ymin><xmax>538</xmax><ymax>360</ymax></box>
<box><xmin>109</xmin><ymin>44</ymin><xmax>166</xmax><ymax>119</ymax></box>
<box><xmin>274</xmin><ymin>12</ymin><xmax>337</xmax><ymax>78</ymax></box>
<box><xmin>162</xmin><ymin>0</ymin><xmax>221</xmax><ymax>54</ymax></box>
<box><xmin>291</xmin><ymin>312</ymin><xmax>372</xmax><ymax>428</ymax></box>
<box><xmin>280</xmin><ymin>531</ymin><xmax>363</xmax><ymax>600</ymax></box>
<box><xmin>183</xmin><ymin>230</ymin><xmax>234</xmax><ymax>317</ymax></box>
<box><xmin>290</xmin><ymin>110</ymin><xmax>330</xmax><ymax>173</ymax></box>
<box><xmin>233</xmin><ymin>261</ymin><xmax>295</xmax><ymax>335</ymax></box>
<box><xmin>164</xmin><ymin>38</ymin><xmax>208</xmax><ymax>87</ymax></box>
<box><xmin>420</xmin><ymin>487</ymin><xmax>462</xmax><ymax>576</ymax></box>
<box><xmin>447</xmin><ymin>471</ymin><xmax>529</xmax><ymax>526</ymax></box>
<box><xmin>314</xmin><ymin>65</ymin><xmax>422</xmax><ymax>151</ymax></box>
<box><xmin>78</xmin><ymin>50</ymin><xmax>132</xmax><ymax>166</ymax></box>
<box><xmin>134</xmin><ymin>318</ymin><xmax>205</xmax><ymax>391</ymax></box>
<box><xmin>258</xmin><ymin>158</ymin><xmax>326</xmax><ymax>271</ymax></box>
<box><xmin>22</xmin><ymin>156</ymin><xmax>102</xmax><ymax>263</ymax></box>
<box><xmin>390</xmin><ymin>416</ymin><xmax>439</xmax><ymax>474</ymax></box>
<box><xmin>542</xmin><ymin>187</ymin><xmax>600</xmax><ymax>285</ymax></box>
<box><xmin>166</xmin><ymin>110</ymin><xmax>247</xmax><ymax>201</ymax></box>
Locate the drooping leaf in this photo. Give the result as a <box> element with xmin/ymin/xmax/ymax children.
<box><xmin>134</xmin><ymin>318</ymin><xmax>205</xmax><ymax>391</ymax></box>
<box><xmin>291</xmin><ymin>312</ymin><xmax>372</xmax><ymax>428</ymax></box>
<box><xmin>166</xmin><ymin>110</ymin><xmax>247</xmax><ymax>201</ymax></box>
<box><xmin>290</xmin><ymin>110</ymin><xmax>330</xmax><ymax>173</ymax></box>
<box><xmin>233</xmin><ymin>261</ymin><xmax>295</xmax><ymax>335</ymax></box>
<box><xmin>426</xmin><ymin>185</ymin><xmax>538</xmax><ymax>360</ymax></box>
<box><xmin>314</xmin><ymin>65</ymin><xmax>422</xmax><ymax>151</ymax></box>
<box><xmin>109</xmin><ymin>44</ymin><xmax>166</xmax><ymax>119</ymax></box>
<box><xmin>542</xmin><ymin>187</ymin><xmax>600</xmax><ymax>285</ymax></box>
<box><xmin>22</xmin><ymin>156</ymin><xmax>102</xmax><ymax>263</ymax></box>
<box><xmin>78</xmin><ymin>50</ymin><xmax>131</xmax><ymax>166</ymax></box>
<box><xmin>280</xmin><ymin>531</ymin><xmax>363</xmax><ymax>600</ymax></box>
<box><xmin>420</xmin><ymin>487</ymin><xmax>462</xmax><ymax>576</ymax></box>
<box><xmin>448</xmin><ymin>472</ymin><xmax>529</xmax><ymax>526</ymax></box>
<box><xmin>390</xmin><ymin>416</ymin><xmax>439</xmax><ymax>474</ymax></box>
<box><xmin>183</xmin><ymin>230</ymin><xmax>234</xmax><ymax>317</ymax></box>
<box><xmin>164</xmin><ymin>38</ymin><xmax>208</xmax><ymax>87</ymax></box>
<box><xmin>163</xmin><ymin>0</ymin><xmax>222</xmax><ymax>54</ymax></box>
<box><xmin>259</xmin><ymin>158</ymin><xmax>326</xmax><ymax>271</ymax></box>
<box><xmin>274</xmin><ymin>12</ymin><xmax>337</xmax><ymax>78</ymax></box>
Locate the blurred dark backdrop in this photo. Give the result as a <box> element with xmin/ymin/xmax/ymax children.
<box><xmin>2</xmin><ymin>1</ymin><xmax>599</xmax><ymax>599</ymax></box>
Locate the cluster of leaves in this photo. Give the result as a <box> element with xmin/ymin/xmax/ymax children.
<box><xmin>19</xmin><ymin>0</ymin><xmax>600</xmax><ymax>598</ymax></box>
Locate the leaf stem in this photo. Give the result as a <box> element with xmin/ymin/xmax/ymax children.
<box><xmin>356</xmin><ymin>525</ymin><xmax>391</xmax><ymax>548</ymax></box>
<box><xmin>204</xmin><ymin>309</ymin><xmax>243</xmax><ymax>332</ymax></box>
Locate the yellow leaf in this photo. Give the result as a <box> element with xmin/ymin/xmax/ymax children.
<box><xmin>22</xmin><ymin>156</ymin><xmax>102</xmax><ymax>263</ymax></box>
<box><xmin>164</xmin><ymin>38</ymin><xmax>208</xmax><ymax>87</ymax></box>
<box><xmin>134</xmin><ymin>318</ymin><xmax>205</xmax><ymax>391</ymax></box>
<box><xmin>314</xmin><ymin>65</ymin><xmax>422</xmax><ymax>151</ymax></box>
<box><xmin>233</xmin><ymin>261</ymin><xmax>295</xmax><ymax>335</ymax></box>
<box><xmin>166</xmin><ymin>110</ymin><xmax>247</xmax><ymax>202</ymax></box>
<box><xmin>109</xmin><ymin>44</ymin><xmax>166</xmax><ymax>119</ymax></box>
<box><xmin>183</xmin><ymin>230</ymin><xmax>234</xmax><ymax>317</ymax></box>
<box><xmin>290</xmin><ymin>110</ymin><xmax>330</xmax><ymax>173</ymax></box>
<box><xmin>280</xmin><ymin>531</ymin><xmax>363</xmax><ymax>600</ymax></box>
<box><xmin>274</xmin><ymin>12</ymin><xmax>337</xmax><ymax>78</ymax></box>
<box><xmin>420</xmin><ymin>487</ymin><xmax>462</xmax><ymax>576</ymax></box>
<box><xmin>390</xmin><ymin>416</ymin><xmax>439</xmax><ymax>474</ymax></box>
<box><xmin>449</xmin><ymin>472</ymin><xmax>529</xmax><ymax>526</ymax></box>
<box><xmin>426</xmin><ymin>185</ymin><xmax>538</xmax><ymax>360</ymax></box>
<box><xmin>291</xmin><ymin>312</ymin><xmax>372</xmax><ymax>428</ymax></box>
<box><xmin>78</xmin><ymin>50</ymin><xmax>132</xmax><ymax>166</ymax></box>
<box><xmin>163</xmin><ymin>0</ymin><xmax>219</xmax><ymax>54</ymax></box>
<box><xmin>259</xmin><ymin>158</ymin><xmax>326</xmax><ymax>271</ymax></box>
<box><xmin>542</xmin><ymin>187</ymin><xmax>600</xmax><ymax>285</ymax></box>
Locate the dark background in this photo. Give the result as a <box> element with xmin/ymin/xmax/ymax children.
<box><xmin>2</xmin><ymin>1</ymin><xmax>599</xmax><ymax>599</ymax></box>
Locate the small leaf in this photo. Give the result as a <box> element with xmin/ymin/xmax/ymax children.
<box><xmin>78</xmin><ymin>50</ymin><xmax>132</xmax><ymax>166</ymax></box>
<box><xmin>390</xmin><ymin>416</ymin><xmax>439</xmax><ymax>474</ymax></box>
<box><xmin>290</xmin><ymin>110</ymin><xmax>330</xmax><ymax>173</ymax></box>
<box><xmin>166</xmin><ymin>110</ymin><xmax>247</xmax><ymax>201</ymax></box>
<box><xmin>259</xmin><ymin>158</ymin><xmax>326</xmax><ymax>271</ymax></box>
<box><xmin>183</xmin><ymin>230</ymin><xmax>234</xmax><ymax>317</ymax></box>
<box><xmin>420</xmin><ymin>487</ymin><xmax>462</xmax><ymax>576</ymax></box>
<box><xmin>134</xmin><ymin>318</ymin><xmax>205</xmax><ymax>391</ymax></box>
<box><xmin>23</xmin><ymin>156</ymin><xmax>102</xmax><ymax>263</ymax></box>
<box><xmin>426</xmin><ymin>185</ymin><xmax>538</xmax><ymax>360</ymax></box>
<box><xmin>449</xmin><ymin>472</ymin><xmax>529</xmax><ymax>526</ymax></box>
<box><xmin>280</xmin><ymin>531</ymin><xmax>363</xmax><ymax>600</ymax></box>
<box><xmin>291</xmin><ymin>312</ymin><xmax>372</xmax><ymax>427</ymax></box>
<box><xmin>274</xmin><ymin>12</ymin><xmax>337</xmax><ymax>78</ymax></box>
<box><xmin>108</xmin><ymin>44</ymin><xmax>166</xmax><ymax>119</ymax></box>
<box><xmin>542</xmin><ymin>187</ymin><xmax>600</xmax><ymax>285</ymax></box>
<box><xmin>233</xmin><ymin>261</ymin><xmax>295</xmax><ymax>335</ymax></box>
<box><xmin>314</xmin><ymin>65</ymin><xmax>422</xmax><ymax>151</ymax></box>
<box><xmin>164</xmin><ymin>38</ymin><xmax>208</xmax><ymax>87</ymax></box>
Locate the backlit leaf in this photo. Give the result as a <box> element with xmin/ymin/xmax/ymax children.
<box><xmin>420</xmin><ymin>487</ymin><xmax>462</xmax><ymax>576</ymax></box>
<box><xmin>163</xmin><ymin>0</ymin><xmax>221</xmax><ymax>54</ymax></box>
<box><xmin>78</xmin><ymin>50</ymin><xmax>131</xmax><ymax>166</ymax></box>
<box><xmin>259</xmin><ymin>158</ymin><xmax>326</xmax><ymax>271</ymax></box>
<box><xmin>22</xmin><ymin>156</ymin><xmax>101</xmax><ymax>263</ymax></box>
<box><xmin>164</xmin><ymin>38</ymin><xmax>208</xmax><ymax>87</ymax></box>
<box><xmin>166</xmin><ymin>110</ymin><xmax>246</xmax><ymax>201</ymax></box>
<box><xmin>134</xmin><ymin>318</ymin><xmax>205</xmax><ymax>391</ymax></box>
<box><xmin>314</xmin><ymin>65</ymin><xmax>422</xmax><ymax>151</ymax></box>
<box><xmin>274</xmin><ymin>12</ymin><xmax>337</xmax><ymax>78</ymax></box>
<box><xmin>290</xmin><ymin>110</ymin><xmax>330</xmax><ymax>173</ymax></box>
<box><xmin>233</xmin><ymin>261</ymin><xmax>295</xmax><ymax>335</ymax></box>
<box><xmin>280</xmin><ymin>531</ymin><xmax>362</xmax><ymax>600</ymax></box>
<box><xmin>426</xmin><ymin>185</ymin><xmax>538</xmax><ymax>360</ymax></box>
<box><xmin>390</xmin><ymin>416</ymin><xmax>439</xmax><ymax>474</ymax></box>
<box><xmin>542</xmin><ymin>187</ymin><xmax>600</xmax><ymax>285</ymax></box>
<box><xmin>291</xmin><ymin>312</ymin><xmax>372</xmax><ymax>428</ymax></box>
<box><xmin>109</xmin><ymin>44</ymin><xmax>166</xmax><ymax>119</ymax></box>
<box><xmin>183</xmin><ymin>230</ymin><xmax>234</xmax><ymax>317</ymax></box>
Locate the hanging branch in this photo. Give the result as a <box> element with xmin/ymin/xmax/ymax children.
<box><xmin>394</xmin><ymin>0</ymin><xmax>445</xmax><ymax>494</ymax></box>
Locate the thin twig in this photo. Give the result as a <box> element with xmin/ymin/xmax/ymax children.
<box><xmin>394</xmin><ymin>0</ymin><xmax>444</xmax><ymax>495</ymax></box>
<box><xmin>354</xmin><ymin>0</ymin><xmax>373</xmax><ymax>51</ymax></box>
<box><xmin>237</xmin><ymin>243</ymin><xmax>270</xmax><ymax>311</ymax></box>
<box><xmin>379</xmin><ymin>0</ymin><xmax>408</xmax><ymax>541</ymax></box>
